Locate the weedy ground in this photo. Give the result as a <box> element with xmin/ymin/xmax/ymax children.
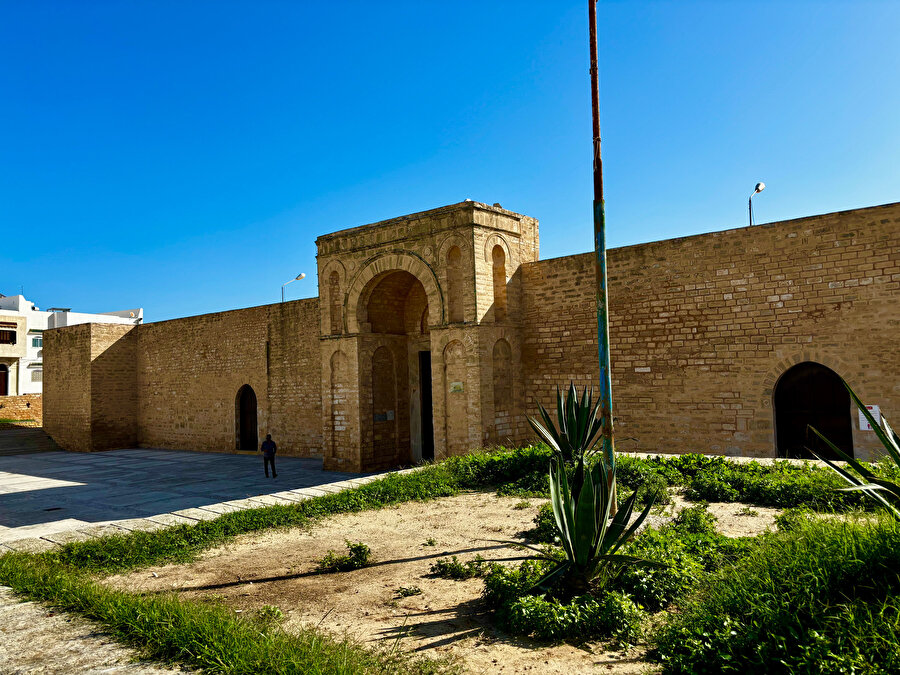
<box><xmin>2</xmin><ymin>445</ymin><xmax>897</xmax><ymax>673</ymax></box>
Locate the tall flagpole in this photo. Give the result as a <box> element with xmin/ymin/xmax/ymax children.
<box><xmin>589</xmin><ymin>0</ymin><xmax>616</xmax><ymax>476</ymax></box>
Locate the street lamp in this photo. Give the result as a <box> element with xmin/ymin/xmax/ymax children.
<box><xmin>749</xmin><ymin>182</ymin><xmax>766</xmax><ymax>227</ymax></box>
<box><xmin>281</xmin><ymin>273</ymin><xmax>306</xmax><ymax>302</ymax></box>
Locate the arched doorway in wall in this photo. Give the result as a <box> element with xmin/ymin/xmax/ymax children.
<box><xmin>358</xmin><ymin>269</ymin><xmax>432</xmax><ymax>467</ymax></box>
<box><xmin>774</xmin><ymin>362</ymin><xmax>852</xmax><ymax>460</ymax></box>
<box><xmin>235</xmin><ymin>385</ymin><xmax>258</xmax><ymax>451</ymax></box>
<box><xmin>0</xmin><ymin>364</ymin><xmax>8</xmax><ymax>396</ymax></box>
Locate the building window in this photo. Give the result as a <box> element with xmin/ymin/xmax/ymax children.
<box><xmin>31</xmin><ymin>370</ymin><xmax>42</xmax><ymax>383</ymax></box>
<box><xmin>32</xmin><ymin>337</ymin><xmax>42</xmax><ymax>348</ymax></box>
<box><xmin>492</xmin><ymin>245</ymin><xmax>508</xmax><ymax>321</ymax></box>
<box><xmin>0</xmin><ymin>330</ymin><xmax>15</xmax><ymax>345</ymax></box>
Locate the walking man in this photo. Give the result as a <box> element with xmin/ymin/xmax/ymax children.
<box><xmin>261</xmin><ymin>433</ymin><xmax>277</xmax><ymax>478</ymax></box>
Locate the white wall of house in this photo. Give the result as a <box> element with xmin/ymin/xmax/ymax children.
<box><xmin>0</xmin><ymin>294</ymin><xmax>143</xmax><ymax>395</ymax></box>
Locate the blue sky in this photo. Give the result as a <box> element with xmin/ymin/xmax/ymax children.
<box><xmin>2</xmin><ymin>1</ymin><xmax>898</xmax><ymax>321</ymax></box>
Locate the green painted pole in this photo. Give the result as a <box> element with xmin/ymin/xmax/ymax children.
<box><xmin>589</xmin><ymin>0</ymin><xmax>615</xmax><ymax>475</ymax></box>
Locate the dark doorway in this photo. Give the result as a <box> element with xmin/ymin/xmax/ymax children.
<box><xmin>774</xmin><ymin>362</ymin><xmax>852</xmax><ymax>460</ymax></box>
<box><xmin>236</xmin><ymin>385</ymin><xmax>258</xmax><ymax>451</ymax></box>
<box><xmin>419</xmin><ymin>351</ymin><xmax>434</xmax><ymax>461</ymax></box>
<box><xmin>0</xmin><ymin>365</ymin><xmax>7</xmax><ymax>396</ymax></box>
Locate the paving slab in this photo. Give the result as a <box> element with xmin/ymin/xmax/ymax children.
<box><xmin>113</xmin><ymin>518</ymin><xmax>167</xmax><ymax>532</ymax></box>
<box><xmin>245</xmin><ymin>494</ymin><xmax>296</xmax><ymax>506</ymax></box>
<box><xmin>271</xmin><ymin>491</ymin><xmax>310</xmax><ymax>502</ymax></box>
<box><xmin>78</xmin><ymin>524</ymin><xmax>131</xmax><ymax>538</ymax></box>
<box><xmin>290</xmin><ymin>487</ymin><xmax>331</xmax><ymax>498</ymax></box>
<box><xmin>0</xmin><ymin>518</ymin><xmax>92</xmax><ymax>544</ymax></box>
<box><xmin>197</xmin><ymin>502</ymin><xmax>243</xmax><ymax>515</ymax></box>
<box><xmin>221</xmin><ymin>498</ymin><xmax>264</xmax><ymax>510</ymax></box>
<box><xmin>5</xmin><ymin>537</ymin><xmax>57</xmax><ymax>553</ymax></box>
<box><xmin>171</xmin><ymin>508</ymin><xmax>221</xmax><ymax>521</ymax></box>
<box><xmin>41</xmin><ymin>530</ymin><xmax>96</xmax><ymax>545</ymax></box>
<box><xmin>145</xmin><ymin>513</ymin><xmax>200</xmax><ymax>527</ymax></box>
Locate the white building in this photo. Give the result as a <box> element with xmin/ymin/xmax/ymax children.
<box><xmin>0</xmin><ymin>294</ymin><xmax>142</xmax><ymax>396</ymax></box>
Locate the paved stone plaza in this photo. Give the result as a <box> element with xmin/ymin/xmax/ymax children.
<box><xmin>0</xmin><ymin>448</ymin><xmax>380</xmax><ymax>551</ymax></box>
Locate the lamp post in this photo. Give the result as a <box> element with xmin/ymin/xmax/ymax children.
<box><xmin>749</xmin><ymin>182</ymin><xmax>766</xmax><ymax>227</ymax></box>
<box><xmin>281</xmin><ymin>273</ymin><xmax>306</xmax><ymax>302</ymax></box>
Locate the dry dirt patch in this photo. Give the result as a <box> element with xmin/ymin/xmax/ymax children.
<box><xmin>104</xmin><ymin>492</ymin><xmax>781</xmax><ymax>674</ymax></box>
<box><xmin>105</xmin><ymin>492</ymin><xmax>652</xmax><ymax>673</ymax></box>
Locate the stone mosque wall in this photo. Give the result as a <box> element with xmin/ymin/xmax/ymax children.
<box><xmin>522</xmin><ymin>201</ymin><xmax>900</xmax><ymax>460</ymax></box>
<box><xmin>43</xmin><ymin>200</ymin><xmax>900</xmax><ymax>470</ymax></box>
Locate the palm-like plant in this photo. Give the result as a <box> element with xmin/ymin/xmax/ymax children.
<box><xmin>808</xmin><ymin>379</ymin><xmax>900</xmax><ymax>520</ymax></box>
<box><xmin>528</xmin><ymin>383</ymin><xmax>603</xmax><ymax>465</ymax></box>
<box><xmin>522</xmin><ymin>383</ymin><xmax>660</xmax><ymax>599</ymax></box>
<box><xmin>533</xmin><ymin>456</ymin><xmax>660</xmax><ymax>598</ymax></box>
<box><xmin>528</xmin><ymin>384</ymin><xmax>610</xmax><ymax>509</ymax></box>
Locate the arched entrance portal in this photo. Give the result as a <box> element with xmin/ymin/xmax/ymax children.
<box><xmin>235</xmin><ymin>385</ymin><xmax>258</xmax><ymax>451</ymax></box>
<box><xmin>358</xmin><ymin>270</ymin><xmax>433</xmax><ymax>468</ymax></box>
<box><xmin>774</xmin><ymin>362</ymin><xmax>852</xmax><ymax>460</ymax></box>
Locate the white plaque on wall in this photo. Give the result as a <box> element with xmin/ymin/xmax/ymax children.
<box><xmin>859</xmin><ymin>405</ymin><xmax>881</xmax><ymax>431</ymax></box>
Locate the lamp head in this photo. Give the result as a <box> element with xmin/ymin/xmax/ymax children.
<box><xmin>754</xmin><ymin>182</ymin><xmax>766</xmax><ymax>194</ymax></box>
<box><xmin>295</xmin><ymin>273</ymin><xmax>306</xmax><ymax>281</ymax></box>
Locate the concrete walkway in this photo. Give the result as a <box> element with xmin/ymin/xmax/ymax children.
<box><xmin>0</xmin><ymin>586</ymin><xmax>188</xmax><ymax>674</ymax></box>
<box><xmin>0</xmin><ymin>449</ymin><xmax>382</xmax><ymax>552</ymax></box>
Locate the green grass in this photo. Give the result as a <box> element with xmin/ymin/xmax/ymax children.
<box><xmin>10</xmin><ymin>444</ymin><xmax>899</xmax><ymax>672</ymax></box>
<box><xmin>52</xmin><ymin>446</ymin><xmax>550</xmax><ymax>574</ymax></box>
<box><xmin>0</xmin><ymin>553</ymin><xmax>455</xmax><ymax>674</ymax></box>
<box><xmin>50</xmin><ymin>446</ymin><xmax>892</xmax><ymax>577</ymax></box>
<box><xmin>652</xmin><ymin>516</ymin><xmax>900</xmax><ymax>674</ymax></box>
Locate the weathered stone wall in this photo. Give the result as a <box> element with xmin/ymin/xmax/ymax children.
<box><xmin>136</xmin><ymin>300</ymin><xmax>322</xmax><ymax>455</ymax></box>
<box><xmin>0</xmin><ymin>394</ymin><xmax>43</xmax><ymax>422</ymax></box>
<box><xmin>43</xmin><ymin>200</ymin><xmax>899</xmax><ymax>466</ymax></box>
<box><xmin>90</xmin><ymin>324</ymin><xmax>138</xmax><ymax>450</ymax></box>
<box><xmin>43</xmin><ymin>324</ymin><xmax>93</xmax><ymax>451</ymax></box>
<box><xmin>266</xmin><ymin>299</ymin><xmax>324</xmax><ymax>456</ymax></box>
<box><xmin>522</xmin><ymin>202</ymin><xmax>900</xmax><ymax>460</ymax></box>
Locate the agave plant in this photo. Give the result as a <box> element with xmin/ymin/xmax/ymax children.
<box><xmin>528</xmin><ymin>384</ymin><xmax>610</xmax><ymax>508</ymax></box>
<box><xmin>528</xmin><ymin>383</ymin><xmax>603</xmax><ymax>465</ymax></box>
<box><xmin>521</xmin><ymin>383</ymin><xmax>660</xmax><ymax>598</ymax></box>
<box><xmin>808</xmin><ymin>380</ymin><xmax>900</xmax><ymax>520</ymax></box>
<box><xmin>531</xmin><ymin>456</ymin><xmax>661</xmax><ymax>598</ymax></box>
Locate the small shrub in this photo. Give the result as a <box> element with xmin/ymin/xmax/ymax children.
<box><xmin>422</xmin><ymin>537</ymin><xmax>436</xmax><ymax>547</ymax></box>
<box><xmin>483</xmin><ymin>546</ymin><xmax>647</xmax><ymax>644</ymax></box>
<box><xmin>429</xmin><ymin>555</ymin><xmax>490</xmax><ymax>580</ymax></box>
<box><xmin>673</xmin><ymin>503</ymin><xmax>718</xmax><ymax>536</ymax></box>
<box><xmin>513</xmin><ymin>500</ymin><xmax>531</xmax><ymax>510</ymax></box>
<box><xmin>526</xmin><ymin>503</ymin><xmax>558</xmax><ymax>544</ymax></box>
<box><xmin>394</xmin><ymin>586</ymin><xmax>422</xmax><ymax>598</ymax></box>
<box><xmin>736</xmin><ymin>505</ymin><xmax>759</xmax><ymax>517</ymax></box>
<box><xmin>483</xmin><ymin>558</ymin><xmax>556</xmax><ymax>610</ymax></box>
<box><xmin>503</xmin><ymin>591</ymin><xmax>643</xmax><ymax>645</ymax></box>
<box><xmin>616</xmin><ymin>527</ymin><xmax>703</xmax><ymax>611</ymax></box>
<box><xmin>616</xmin><ymin>455</ymin><xmax>684</xmax><ymax>490</ymax></box>
<box><xmin>255</xmin><ymin>604</ymin><xmax>285</xmax><ymax>627</ymax></box>
<box><xmin>774</xmin><ymin>506</ymin><xmax>817</xmax><ymax>532</ymax></box>
<box><xmin>316</xmin><ymin>541</ymin><xmax>371</xmax><ymax>573</ymax></box>
<box><xmin>496</xmin><ymin>471</ymin><xmax>550</xmax><ymax>498</ymax></box>
<box><xmin>686</xmin><ymin>472</ymin><xmax>740</xmax><ymax>502</ymax></box>
<box><xmin>632</xmin><ymin>472</ymin><xmax>671</xmax><ymax>506</ymax></box>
